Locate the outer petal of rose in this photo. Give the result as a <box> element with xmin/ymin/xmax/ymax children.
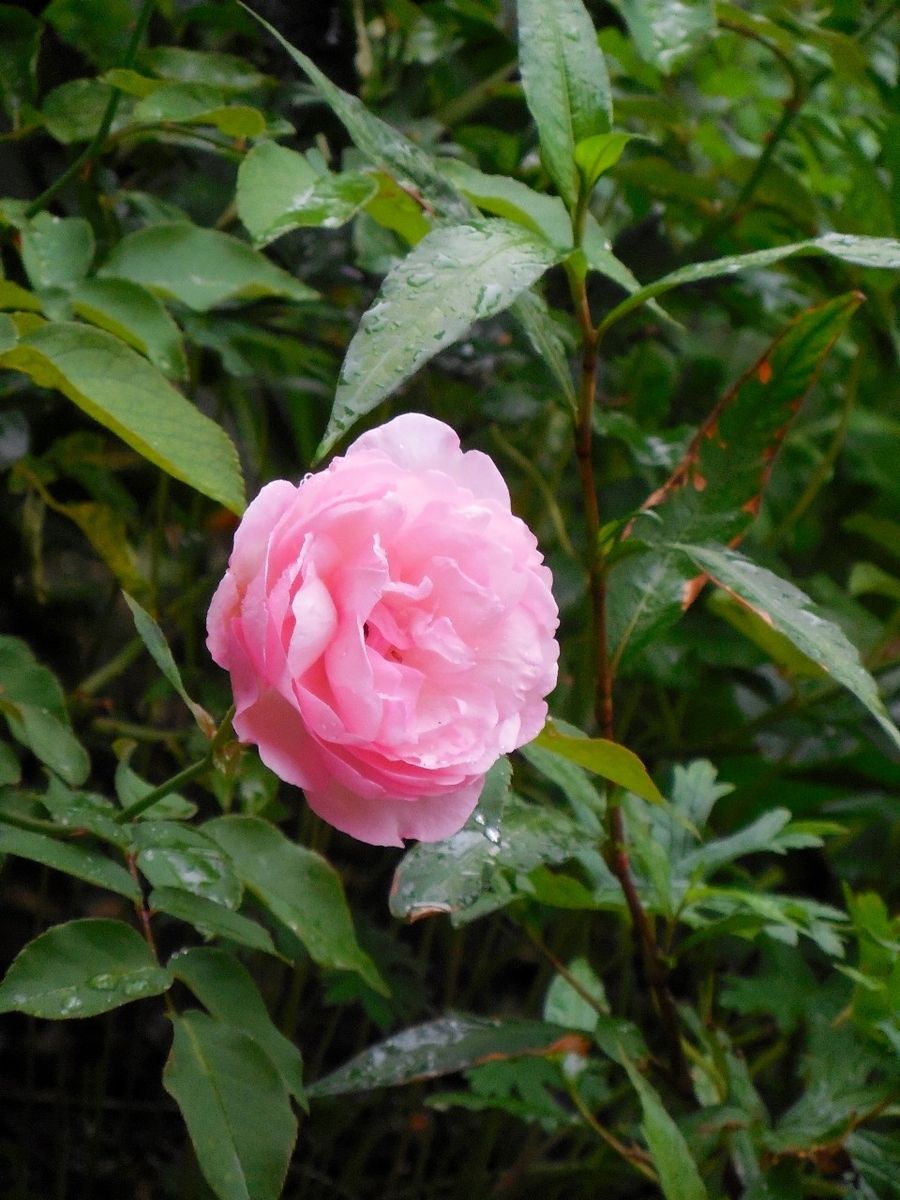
<box><xmin>304</xmin><ymin>773</ymin><xmax>484</xmax><ymax>847</ymax></box>
<box><xmin>232</xmin><ymin>684</ymin><xmax>331</xmax><ymax>793</ymax></box>
<box><xmin>227</xmin><ymin>480</ymin><xmax>297</xmax><ymax>589</ymax></box>
<box><xmin>206</xmin><ymin>572</ymin><xmax>239</xmax><ymax>667</ymax></box>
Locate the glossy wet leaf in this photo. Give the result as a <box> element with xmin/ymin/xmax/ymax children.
<box><xmin>0</xmin><ymin>826</ymin><xmax>139</xmax><ymax>900</ymax></box>
<box><xmin>0</xmin><ymin>322</ymin><xmax>245</xmax><ymax>514</ymax></box>
<box><xmin>39</xmin><ymin>778</ymin><xmax>133</xmax><ymax>850</ymax></box>
<box><xmin>139</xmin><ymin>45</ymin><xmax>271</xmax><ymax>93</ymax></box>
<box><xmin>517</xmin><ymin>0</ymin><xmax>613</xmax><ymax>207</ymax></box>
<box><xmin>320</xmin><ymin>219</ymin><xmax>561</xmax><ymax>456</ymax></box>
<box><xmin>100</xmin><ymin>223</ymin><xmax>316</xmax><ymax>312</ymax></box>
<box><xmin>600</xmin><ymin>235</ymin><xmax>900</xmax><ymax>333</ymax></box>
<box><xmin>307</xmin><ymin>1014</ymin><xmax>577</xmax><ymax>1096</ymax></box>
<box><xmin>0</xmin><ymin>691</ymin><xmax>89</xmax><ymax>786</ymax></box>
<box><xmin>613</xmin><ymin>0</ymin><xmax>715</xmax><ymax>75</ymax></box>
<box><xmin>621</xmin><ymin>1052</ymin><xmax>709</xmax><ymax>1200</ymax></box>
<box><xmin>163</xmin><ymin>1010</ymin><xmax>296</xmax><ymax>1200</ymax></box>
<box><xmin>673</xmin><ymin>544</ymin><xmax>900</xmax><ymax>750</ymax></box>
<box><xmin>70</xmin><ymin>278</ymin><xmax>187</xmax><ymax>378</ymax></box>
<box><xmin>171</xmin><ymin>947</ymin><xmax>304</xmax><ymax>1102</ymax></box>
<box><xmin>575</xmin><ymin>132</ymin><xmax>639</xmax><ymax>190</ymax></box>
<box><xmin>134</xmin><ymin>821</ymin><xmax>242</xmax><ymax>909</ymax></box>
<box><xmin>510</xmin><ymin>288</ymin><xmax>577</xmax><ymax>409</ymax></box>
<box><xmin>132</xmin><ymin>82</ymin><xmax>266</xmax><ymax>138</ymax></box>
<box><xmin>149</xmin><ymin>888</ymin><xmax>278</xmax><ymax>957</ymax></box>
<box><xmin>123</xmin><ymin>592</ymin><xmax>214</xmax><ymax>734</ymax></box>
<box><xmin>543</xmin><ymin>957</ymin><xmax>607</xmax><ymax>1032</ymax></box>
<box><xmin>0</xmin><ymin>918</ymin><xmax>171</xmax><ymax>1019</ymax></box>
<box><xmin>204</xmin><ymin>816</ymin><xmax>386</xmax><ymax>993</ymax></box>
<box><xmin>115</xmin><ymin>756</ymin><xmax>196</xmax><ymax>821</ymax></box>
<box><xmin>534</xmin><ymin>721</ymin><xmax>663</xmax><ymax>802</ymax></box>
<box><xmin>237</xmin><ymin>141</ymin><xmax>377</xmax><ymax>246</ymax></box>
<box><xmin>438</xmin><ymin>159</ymin><xmax>572</xmax><ymax>249</ymax></box>
<box><xmin>20</xmin><ymin>213</ymin><xmax>94</xmax><ymax>292</ymax></box>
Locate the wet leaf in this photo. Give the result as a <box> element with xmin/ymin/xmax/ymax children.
<box><xmin>319</xmin><ymin>219</ymin><xmax>561</xmax><ymax>456</ymax></box>
<box><xmin>533</xmin><ymin>721</ymin><xmax>663</xmax><ymax>802</ymax></box>
<box><xmin>134</xmin><ymin>821</ymin><xmax>242</xmax><ymax>909</ymax></box>
<box><xmin>0</xmin><ymin>918</ymin><xmax>171</xmax><ymax>1019</ymax></box>
<box><xmin>123</xmin><ymin>592</ymin><xmax>214</xmax><ymax>734</ymax></box>
<box><xmin>307</xmin><ymin>1013</ymin><xmax>580</xmax><ymax>1096</ymax></box>
<box><xmin>621</xmin><ymin>1051</ymin><xmax>709</xmax><ymax>1200</ymax></box>
<box><xmin>149</xmin><ymin>888</ymin><xmax>278</xmax><ymax>957</ymax></box>
<box><xmin>70</xmin><ymin>278</ymin><xmax>187</xmax><ymax>378</ymax></box>
<box><xmin>20</xmin><ymin>213</ymin><xmax>94</xmax><ymax>292</ymax></box>
<box><xmin>0</xmin><ymin>826</ymin><xmax>139</xmax><ymax>900</ymax></box>
<box><xmin>613</xmin><ymin>0</ymin><xmax>715</xmax><ymax>75</ymax></box>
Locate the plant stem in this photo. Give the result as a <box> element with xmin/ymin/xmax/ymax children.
<box><xmin>25</xmin><ymin>0</ymin><xmax>154</xmax><ymax>218</ymax></box>
<box><xmin>566</xmin><ymin>1082</ymin><xmax>658</xmax><ymax>1182</ymax></box>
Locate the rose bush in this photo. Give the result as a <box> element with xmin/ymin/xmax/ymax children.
<box><xmin>207</xmin><ymin>413</ymin><xmax>559</xmax><ymax>845</ymax></box>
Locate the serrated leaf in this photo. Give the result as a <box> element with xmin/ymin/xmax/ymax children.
<box><xmin>621</xmin><ymin>1052</ymin><xmax>709</xmax><ymax>1200</ymax></box>
<box><xmin>150</xmin><ymin>888</ymin><xmax>278</xmax><ymax>957</ymax></box>
<box><xmin>0</xmin><ymin>825</ymin><xmax>139</xmax><ymax>899</ymax></box>
<box><xmin>599</xmin><ymin>235</ymin><xmax>900</xmax><ymax>334</ymax></box>
<box><xmin>204</xmin><ymin>816</ymin><xmax>386</xmax><ymax>994</ymax></box>
<box><xmin>122</xmin><ymin>592</ymin><xmax>214</xmax><ymax>734</ymax></box>
<box><xmin>70</xmin><ymin>278</ymin><xmax>187</xmax><ymax>378</ymax></box>
<box><xmin>163</xmin><ymin>1010</ymin><xmax>296</xmax><ymax>1200</ymax></box>
<box><xmin>533</xmin><ymin>721</ymin><xmax>663</xmax><ymax>802</ymax></box>
<box><xmin>0</xmin><ymin>321</ymin><xmax>245</xmax><ymax>513</ymax></box>
<box><xmin>517</xmin><ymin>0</ymin><xmax>613</xmax><ymax>207</ymax></box>
<box><xmin>673</xmin><ymin>544</ymin><xmax>900</xmax><ymax>749</ymax></box>
<box><xmin>0</xmin><ymin>918</ymin><xmax>171</xmax><ymax>1018</ymax></box>
<box><xmin>237</xmin><ymin>141</ymin><xmax>377</xmax><ymax>246</ymax></box>
<box><xmin>320</xmin><ymin>219</ymin><xmax>560</xmax><ymax>455</ymax></box>
<box><xmin>100</xmin><ymin>223</ymin><xmax>316</xmax><ymax>312</ymax></box>
<box><xmin>171</xmin><ymin>947</ymin><xmax>304</xmax><ymax>1103</ymax></box>
<box><xmin>307</xmin><ymin>1013</ymin><xmax>578</xmax><ymax>1096</ymax></box>
<box><xmin>612</xmin><ymin>0</ymin><xmax>714</xmax><ymax>74</ymax></box>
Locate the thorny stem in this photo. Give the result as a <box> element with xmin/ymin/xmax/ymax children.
<box><xmin>25</xmin><ymin>0</ymin><xmax>154</xmax><ymax>218</ymax></box>
<box><xmin>567</xmin><ymin>250</ymin><xmax>693</xmax><ymax>1098</ymax></box>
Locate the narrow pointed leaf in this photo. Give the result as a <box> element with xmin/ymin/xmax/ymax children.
<box><xmin>163</xmin><ymin>1010</ymin><xmax>296</xmax><ymax>1200</ymax></box>
<box><xmin>307</xmin><ymin>1014</ymin><xmax>579</xmax><ymax>1096</ymax></box>
<box><xmin>621</xmin><ymin>1052</ymin><xmax>709</xmax><ymax>1200</ymax></box>
<box><xmin>0</xmin><ymin>322</ymin><xmax>245</xmax><ymax>513</ymax></box>
<box><xmin>534</xmin><ymin>721</ymin><xmax>663</xmax><ymax>802</ymax></box>
<box><xmin>123</xmin><ymin>592</ymin><xmax>215</xmax><ymax>734</ymax></box>
<box><xmin>673</xmin><ymin>544</ymin><xmax>900</xmax><ymax>749</ymax></box>
<box><xmin>613</xmin><ymin>0</ymin><xmax>715</xmax><ymax>75</ymax></box>
<box><xmin>517</xmin><ymin>0</ymin><xmax>612</xmax><ymax>207</ymax></box>
<box><xmin>171</xmin><ymin>947</ymin><xmax>305</xmax><ymax>1103</ymax></box>
<box><xmin>0</xmin><ymin>918</ymin><xmax>171</xmax><ymax>1019</ymax></box>
<box><xmin>149</xmin><ymin>888</ymin><xmax>278</xmax><ymax>957</ymax></box>
<box><xmin>509</xmin><ymin>288</ymin><xmax>577</xmax><ymax>409</ymax></box>
<box><xmin>204</xmin><ymin>816</ymin><xmax>387</xmax><ymax>993</ymax></box>
<box><xmin>319</xmin><ymin>219</ymin><xmax>561</xmax><ymax>455</ymax></box>
<box><xmin>0</xmin><ymin>826</ymin><xmax>140</xmax><ymax>900</ymax></box>
<box><xmin>70</xmin><ymin>277</ymin><xmax>187</xmax><ymax>378</ymax></box>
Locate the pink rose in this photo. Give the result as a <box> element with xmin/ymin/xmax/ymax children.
<box><xmin>206</xmin><ymin>413</ymin><xmax>559</xmax><ymax>846</ymax></box>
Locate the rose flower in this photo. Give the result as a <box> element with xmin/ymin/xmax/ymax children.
<box><xmin>207</xmin><ymin>413</ymin><xmax>559</xmax><ymax>846</ymax></box>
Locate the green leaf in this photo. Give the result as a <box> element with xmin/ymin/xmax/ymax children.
<box><xmin>0</xmin><ymin>314</ymin><xmax>17</xmax><ymax>354</ymax></box>
<box><xmin>244</xmin><ymin>8</ymin><xmax>471</xmax><ymax>223</ymax></box>
<box><xmin>0</xmin><ymin>740</ymin><xmax>20</xmax><ymax>785</ymax></box>
<box><xmin>204</xmin><ymin>816</ymin><xmax>387</xmax><ymax>993</ymax></box>
<box><xmin>44</xmin><ymin>0</ymin><xmax>136</xmax><ymax>68</ymax></box>
<box><xmin>389</xmin><ymin>759</ymin><xmax>511</xmax><ymax>922</ymax></box>
<box><xmin>139</xmin><ymin>46</ymin><xmax>271</xmax><ymax>94</ymax></box>
<box><xmin>163</xmin><ymin>1010</ymin><xmax>296</xmax><ymax>1200</ymax></box>
<box><xmin>0</xmin><ymin>826</ymin><xmax>139</xmax><ymax>900</ymax></box>
<box><xmin>707</xmin><ymin>589</ymin><xmax>828</xmax><ymax>678</ymax></box>
<box><xmin>0</xmin><ymin>918</ymin><xmax>171</xmax><ymax>1019</ymax></box>
<box><xmin>171</xmin><ymin>947</ymin><xmax>305</xmax><ymax>1103</ymax></box>
<box><xmin>122</xmin><ymin>592</ymin><xmax>215</xmax><ymax>734</ymax></box>
<box><xmin>533</xmin><ymin>721</ymin><xmax>663</xmax><ymax>803</ymax></box>
<box><xmin>307</xmin><ymin>1014</ymin><xmax>575</xmax><ymax>1096</ymax></box>
<box><xmin>612</xmin><ymin>0</ymin><xmax>714</xmax><ymax>74</ymax></box>
<box><xmin>100</xmin><ymin>223</ymin><xmax>317</xmax><ymax>312</ymax></box>
<box><xmin>39</xmin><ymin>778</ymin><xmax>133</xmax><ymax>850</ymax></box>
<box><xmin>437</xmin><ymin>159</ymin><xmax>573</xmax><ymax>249</ymax></box>
<box><xmin>0</xmin><ymin>699</ymin><xmax>89</xmax><ymax>786</ymax></box>
<box><xmin>517</xmin><ymin>0</ymin><xmax>613</xmax><ymax>207</ymax></box>
<box><xmin>673</xmin><ymin>544</ymin><xmax>900</xmax><ymax>750</ymax></box>
<box><xmin>509</xmin><ymin>288</ymin><xmax>577</xmax><ymax>410</ymax></box>
<box><xmin>0</xmin><ymin>4</ymin><xmax>41</xmax><ymax>117</ymax></box>
<box><xmin>543</xmin><ymin>957</ymin><xmax>607</xmax><ymax>1032</ymax></box>
<box><xmin>114</xmin><ymin>754</ymin><xmax>197</xmax><ymax>821</ymax></box>
<box><xmin>134</xmin><ymin>822</ymin><xmax>242</xmax><ymax>909</ymax></box>
<box><xmin>519</xmin><ymin>737</ymin><xmax>604</xmax><ymax>832</ymax></box>
<box><xmin>70</xmin><ymin>278</ymin><xmax>188</xmax><ymax>379</ymax></box>
<box><xmin>131</xmin><ymin>81</ymin><xmax>266</xmax><ymax>138</ymax></box>
<box><xmin>237</xmin><ymin>141</ymin><xmax>377</xmax><ymax>247</ymax></box>
<box><xmin>621</xmin><ymin>1052</ymin><xmax>709</xmax><ymax>1200</ymax></box>
<box><xmin>0</xmin><ymin>321</ymin><xmax>245</xmax><ymax>513</ymax></box>
<box><xmin>320</xmin><ymin>219</ymin><xmax>561</xmax><ymax>456</ymax></box>
<box><xmin>0</xmin><ymin>281</ymin><xmax>41</xmax><ymax>312</ymax></box>
<box><xmin>149</xmin><ymin>888</ymin><xmax>279</xmax><ymax>957</ymax></box>
<box><xmin>20</xmin><ymin>214</ymin><xmax>94</xmax><ymax>292</ymax></box>
<box><xmin>41</xmin><ymin>79</ymin><xmax>122</xmax><ymax>144</ymax></box>
<box><xmin>574</xmin><ymin>132</ymin><xmax>639</xmax><ymax>190</ymax></box>
<box><xmin>599</xmin><ymin>235</ymin><xmax>900</xmax><ymax>334</ymax></box>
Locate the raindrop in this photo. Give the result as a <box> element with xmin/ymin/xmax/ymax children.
<box><xmin>88</xmin><ymin>973</ymin><xmax>118</xmax><ymax>991</ymax></box>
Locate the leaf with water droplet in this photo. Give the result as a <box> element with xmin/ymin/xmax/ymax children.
<box><xmin>0</xmin><ymin>918</ymin><xmax>171</xmax><ymax>1019</ymax></box>
<box><xmin>0</xmin><ymin>824</ymin><xmax>140</xmax><ymax>900</ymax></box>
<box><xmin>318</xmin><ymin>219</ymin><xmax>561</xmax><ymax>457</ymax></box>
<box><xmin>134</xmin><ymin>821</ymin><xmax>243</xmax><ymax>909</ymax></box>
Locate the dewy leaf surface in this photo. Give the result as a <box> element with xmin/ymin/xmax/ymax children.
<box><xmin>319</xmin><ymin>219</ymin><xmax>561</xmax><ymax>455</ymax></box>
<box><xmin>0</xmin><ymin>322</ymin><xmax>245</xmax><ymax>513</ymax></box>
<box><xmin>163</xmin><ymin>1010</ymin><xmax>296</xmax><ymax>1200</ymax></box>
<box><xmin>517</xmin><ymin>0</ymin><xmax>613</xmax><ymax>207</ymax></box>
<box><xmin>613</xmin><ymin>0</ymin><xmax>715</xmax><ymax>75</ymax></box>
<box><xmin>673</xmin><ymin>544</ymin><xmax>900</xmax><ymax>750</ymax></box>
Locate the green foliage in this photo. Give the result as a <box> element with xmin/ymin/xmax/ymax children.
<box><xmin>0</xmin><ymin>0</ymin><xmax>898</xmax><ymax>1196</ymax></box>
